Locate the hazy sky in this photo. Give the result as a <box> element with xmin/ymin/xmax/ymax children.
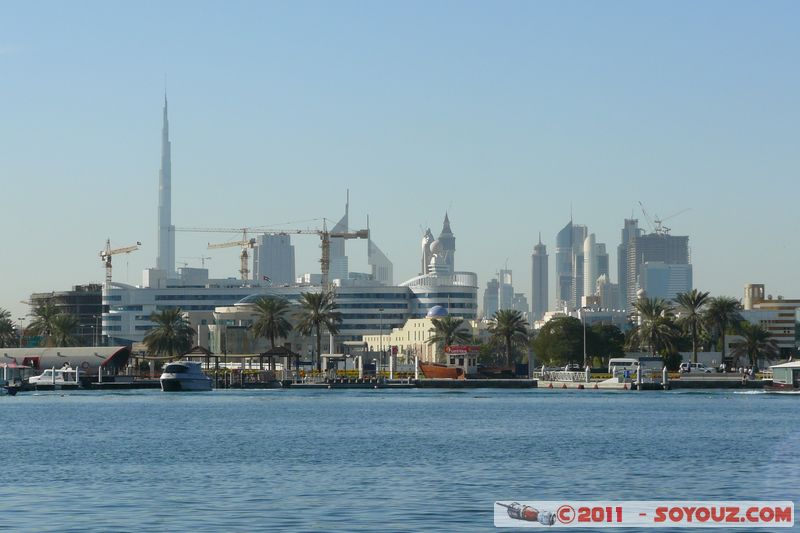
<box><xmin>2</xmin><ymin>1</ymin><xmax>798</xmax><ymax>321</ymax></box>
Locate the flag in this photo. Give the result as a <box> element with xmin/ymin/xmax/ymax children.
<box><xmin>263</xmin><ymin>276</ymin><xmax>272</xmax><ymax>285</ymax></box>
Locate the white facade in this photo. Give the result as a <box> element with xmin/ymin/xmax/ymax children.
<box><xmin>583</xmin><ymin>233</ymin><xmax>597</xmax><ymax>298</ymax></box>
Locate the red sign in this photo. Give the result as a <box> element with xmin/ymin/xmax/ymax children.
<box><xmin>445</xmin><ymin>345</ymin><xmax>480</xmax><ymax>354</ymax></box>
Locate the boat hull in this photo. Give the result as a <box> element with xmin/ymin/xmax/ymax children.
<box><xmin>419</xmin><ymin>363</ymin><xmax>464</xmax><ymax>379</ymax></box>
<box><xmin>160</xmin><ymin>378</ymin><xmax>212</xmax><ymax>392</ymax></box>
<box><xmin>764</xmin><ymin>382</ymin><xmax>798</xmax><ymax>392</ymax></box>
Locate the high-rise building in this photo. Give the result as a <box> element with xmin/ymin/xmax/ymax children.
<box><xmin>437</xmin><ymin>213</ymin><xmax>456</xmax><ymax>275</ymax></box>
<box><xmin>626</xmin><ymin>233</ymin><xmax>690</xmax><ymax>307</ymax></box>
<box><xmin>483</xmin><ymin>279</ymin><xmax>499</xmax><ymax>318</ymax></box>
<box><xmin>253</xmin><ymin>233</ymin><xmax>295</xmax><ymax>286</ymax></box>
<box><xmin>498</xmin><ymin>269</ymin><xmax>514</xmax><ymax>311</ymax></box>
<box><xmin>512</xmin><ymin>293</ymin><xmax>529</xmax><ymax>316</ymax></box>
<box><xmin>617</xmin><ymin>219</ymin><xmax>642</xmax><ymax>311</ymax></box>
<box><xmin>329</xmin><ymin>193</ymin><xmax>349</xmax><ymax>283</ymax></box>
<box><xmin>555</xmin><ymin>220</ymin><xmax>587</xmax><ymax>309</ymax></box>
<box><xmin>531</xmin><ymin>236</ymin><xmax>548</xmax><ymax>321</ymax></box>
<box><xmin>156</xmin><ymin>94</ymin><xmax>175</xmax><ymax>277</ymax></box>
<box><xmin>583</xmin><ymin>234</ymin><xmax>597</xmax><ymax>300</ymax></box>
<box><xmin>368</xmin><ymin>226</ymin><xmax>394</xmax><ymax>286</ymax></box>
<box><xmin>639</xmin><ymin>262</ymin><xmax>693</xmax><ymax>301</ymax></box>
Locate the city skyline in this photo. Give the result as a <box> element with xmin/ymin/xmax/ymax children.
<box><xmin>3</xmin><ymin>1</ymin><xmax>799</xmax><ymax>321</ymax></box>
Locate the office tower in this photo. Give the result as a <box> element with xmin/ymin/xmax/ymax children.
<box><xmin>368</xmin><ymin>222</ymin><xmax>394</xmax><ymax>286</ymax></box>
<box><xmin>421</xmin><ymin>213</ymin><xmax>457</xmax><ymax>275</ymax></box>
<box><xmin>626</xmin><ymin>233</ymin><xmax>690</xmax><ymax>307</ymax></box>
<box><xmin>597</xmin><ymin>275</ymin><xmax>621</xmax><ymax>310</ymax></box>
<box><xmin>639</xmin><ymin>262</ymin><xmax>693</xmax><ymax>301</ymax></box>
<box><xmin>253</xmin><ymin>233</ymin><xmax>295</xmax><ymax>286</ymax></box>
<box><xmin>329</xmin><ymin>193</ymin><xmax>349</xmax><ymax>283</ymax></box>
<box><xmin>499</xmin><ymin>269</ymin><xmax>514</xmax><ymax>311</ymax></box>
<box><xmin>512</xmin><ymin>293</ymin><xmax>529</xmax><ymax>316</ymax></box>
<box><xmin>617</xmin><ymin>219</ymin><xmax>642</xmax><ymax>310</ymax></box>
<box><xmin>555</xmin><ymin>220</ymin><xmax>587</xmax><ymax>309</ymax></box>
<box><xmin>596</xmin><ymin>243</ymin><xmax>609</xmax><ymax>280</ymax></box>
<box><xmin>583</xmin><ymin>234</ymin><xmax>597</xmax><ymax>299</ymax></box>
<box><xmin>531</xmin><ymin>236</ymin><xmax>548</xmax><ymax>321</ymax></box>
<box><xmin>156</xmin><ymin>94</ymin><xmax>175</xmax><ymax>277</ymax></box>
<box><xmin>483</xmin><ymin>279</ymin><xmax>499</xmax><ymax>318</ymax></box>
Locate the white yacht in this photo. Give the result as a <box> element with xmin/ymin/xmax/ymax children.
<box><xmin>160</xmin><ymin>361</ymin><xmax>212</xmax><ymax>392</ymax></box>
<box><xmin>28</xmin><ymin>366</ymin><xmax>80</xmax><ymax>388</ymax></box>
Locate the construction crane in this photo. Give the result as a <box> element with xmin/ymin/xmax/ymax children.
<box><xmin>639</xmin><ymin>202</ymin><xmax>691</xmax><ymax>235</ymax></box>
<box><xmin>100</xmin><ymin>239</ymin><xmax>141</xmax><ymax>287</ymax></box>
<box><xmin>180</xmin><ymin>256</ymin><xmax>212</xmax><ymax>268</ymax></box>
<box><xmin>175</xmin><ymin>222</ymin><xmax>369</xmax><ymax>286</ymax></box>
<box><xmin>208</xmin><ymin>232</ymin><xmax>257</xmax><ymax>280</ymax></box>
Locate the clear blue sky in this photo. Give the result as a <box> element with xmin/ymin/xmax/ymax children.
<box><xmin>2</xmin><ymin>1</ymin><xmax>798</xmax><ymax>321</ymax></box>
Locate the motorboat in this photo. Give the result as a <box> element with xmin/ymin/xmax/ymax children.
<box><xmin>765</xmin><ymin>361</ymin><xmax>800</xmax><ymax>392</ymax></box>
<box><xmin>28</xmin><ymin>366</ymin><xmax>80</xmax><ymax>389</ymax></box>
<box><xmin>160</xmin><ymin>361</ymin><xmax>212</xmax><ymax>392</ymax></box>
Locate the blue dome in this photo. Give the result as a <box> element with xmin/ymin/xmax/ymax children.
<box><xmin>426</xmin><ymin>305</ymin><xmax>449</xmax><ymax>318</ymax></box>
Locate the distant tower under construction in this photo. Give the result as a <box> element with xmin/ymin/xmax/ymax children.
<box><xmin>156</xmin><ymin>94</ymin><xmax>175</xmax><ymax>277</ymax></box>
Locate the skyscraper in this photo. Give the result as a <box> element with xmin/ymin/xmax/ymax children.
<box><xmin>626</xmin><ymin>232</ymin><xmax>690</xmax><ymax>308</ymax></box>
<box><xmin>555</xmin><ymin>221</ymin><xmax>574</xmax><ymax>309</ymax></box>
<box><xmin>583</xmin><ymin>233</ymin><xmax>597</xmax><ymax>300</ymax></box>
<box><xmin>483</xmin><ymin>278</ymin><xmax>499</xmax><ymax>318</ymax></box>
<box><xmin>329</xmin><ymin>193</ymin><xmax>349</xmax><ymax>283</ymax></box>
<box><xmin>156</xmin><ymin>94</ymin><xmax>175</xmax><ymax>276</ymax></box>
<box><xmin>617</xmin><ymin>219</ymin><xmax>642</xmax><ymax>310</ymax></box>
<box><xmin>437</xmin><ymin>213</ymin><xmax>456</xmax><ymax>274</ymax></box>
<box><xmin>253</xmin><ymin>233</ymin><xmax>295</xmax><ymax>286</ymax></box>
<box><xmin>531</xmin><ymin>235</ymin><xmax>548</xmax><ymax>321</ymax></box>
<box><xmin>367</xmin><ymin>217</ymin><xmax>393</xmax><ymax>285</ymax></box>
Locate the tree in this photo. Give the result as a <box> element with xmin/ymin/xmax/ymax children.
<box><xmin>530</xmin><ymin>316</ymin><xmax>584</xmax><ymax>367</ymax></box>
<box><xmin>295</xmin><ymin>290</ymin><xmax>342</xmax><ymax>371</ymax></box>
<box><xmin>27</xmin><ymin>301</ymin><xmax>61</xmax><ymax>346</ymax></box>
<box><xmin>426</xmin><ymin>316</ymin><xmax>472</xmax><ymax>362</ymax></box>
<box><xmin>704</xmin><ymin>296</ymin><xmax>743</xmax><ymax>365</ymax></box>
<box><xmin>143</xmin><ymin>308</ymin><xmax>195</xmax><ymax>358</ymax></box>
<box><xmin>0</xmin><ymin>308</ymin><xmax>17</xmax><ymax>348</ymax></box>
<box><xmin>675</xmin><ymin>289</ymin><xmax>710</xmax><ymax>364</ymax></box>
<box><xmin>586</xmin><ymin>324</ymin><xmax>625</xmax><ymax>367</ymax></box>
<box><xmin>50</xmin><ymin>313</ymin><xmax>80</xmax><ymax>347</ymax></box>
<box><xmin>730</xmin><ymin>322</ymin><xmax>779</xmax><ymax>369</ymax></box>
<box><xmin>487</xmin><ymin>309</ymin><xmax>528</xmax><ymax>366</ymax></box>
<box><xmin>628</xmin><ymin>297</ymin><xmax>679</xmax><ymax>356</ymax></box>
<box><xmin>250</xmin><ymin>296</ymin><xmax>293</xmax><ymax>349</ymax></box>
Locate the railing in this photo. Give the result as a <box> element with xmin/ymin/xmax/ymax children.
<box><xmin>534</xmin><ymin>371</ymin><xmax>587</xmax><ymax>382</ymax></box>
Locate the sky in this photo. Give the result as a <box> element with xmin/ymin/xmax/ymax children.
<box><xmin>2</xmin><ymin>1</ymin><xmax>798</xmax><ymax>322</ymax></box>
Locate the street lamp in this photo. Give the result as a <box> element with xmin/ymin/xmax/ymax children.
<box><xmin>579</xmin><ymin>307</ymin><xmax>588</xmax><ymax>368</ymax></box>
<box><xmin>378</xmin><ymin>307</ymin><xmax>384</xmax><ymax>376</ymax></box>
<box><xmin>17</xmin><ymin>317</ymin><xmax>25</xmax><ymax>348</ymax></box>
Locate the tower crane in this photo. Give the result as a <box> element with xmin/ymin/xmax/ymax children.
<box><xmin>100</xmin><ymin>239</ymin><xmax>141</xmax><ymax>287</ymax></box>
<box><xmin>639</xmin><ymin>202</ymin><xmax>691</xmax><ymax>235</ymax></box>
<box><xmin>175</xmin><ymin>222</ymin><xmax>369</xmax><ymax>286</ymax></box>
<box><xmin>207</xmin><ymin>232</ymin><xmax>256</xmax><ymax>280</ymax></box>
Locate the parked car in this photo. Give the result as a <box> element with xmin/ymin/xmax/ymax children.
<box><xmin>564</xmin><ymin>363</ymin><xmax>581</xmax><ymax>372</ymax></box>
<box><xmin>679</xmin><ymin>362</ymin><xmax>714</xmax><ymax>373</ymax></box>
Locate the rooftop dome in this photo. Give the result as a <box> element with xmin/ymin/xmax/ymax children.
<box><xmin>426</xmin><ymin>305</ymin><xmax>449</xmax><ymax>318</ymax></box>
<box><xmin>429</xmin><ymin>239</ymin><xmax>443</xmax><ymax>254</ymax></box>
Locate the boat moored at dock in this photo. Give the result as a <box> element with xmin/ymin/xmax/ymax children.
<box><xmin>160</xmin><ymin>361</ymin><xmax>213</xmax><ymax>392</ymax></box>
<box><xmin>765</xmin><ymin>361</ymin><xmax>800</xmax><ymax>392</ymax></box>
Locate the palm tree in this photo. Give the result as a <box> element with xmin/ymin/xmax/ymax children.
<box><xmin>0</xmin><ymin>308</ymin><xmax>17</xmax><ymax>348</ymax></box>
<box><xmin>27</xmin><ymin>301</ymin><xmax>61</xmax><ymax>346</ymax></box>
<box><xmin>143</xmin><ymin>308</ymin><xmax>195</xmax><ymax>358</ymax></box>
<box><xmin>295</xmin><ymin>290</ymin><xmax>342</xmax><ymax>371</ymax></box>
<box><xmin>628</xmin><ymin>297</ymin><xmax>678</xmax><ymax>356</ymax></box>
<box><xmin>704</xmin><ymin>296</ymin><xmax>743</xmax><ymax>365</ymax></box>
<box><xmin>426</xmin><ymin>316</ymin><xmax>472</xmax><ymax>361</ymax></box>
<box><xmin>250</xmin><ymin>296</ymin><xmax>293</xmax><ymax>349</ymax></box>
<box><xmin>730</xmin><ymin>322</ymin><xmax>779</xmax><ymax>369</ymax></box>
<box><xmin>488</xmin><ymin>309</ymin><xmax>529</xmax><ymax>366</ymax></box>
<box><xmin>50</xmin><ymin>313</ymin><xmax>80</xmax><ymax>347</ymax></box>
<box><xmin>675</xmin><ymin>289</ymin><xmax>710</xmax><ymax>364</ymax></box>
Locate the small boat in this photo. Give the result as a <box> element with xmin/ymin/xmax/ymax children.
<box><xmin>160</xmin><ymin>361</ymin><xmax>213</xmax><ymax>392</ymax></box>
<box><xmin>765</xmin><ymin>361</ymin><xmax>800</xmax><ymax>392</ymax></box>
<box><xmin>418</xmin><ymin>362</ymin><xmax>464</xmax><ymax>379</ymax></box>
<box><xmin>28</xmin><ymin>366</ymin><xmax>80</xmax><ymax>389</ymax></box>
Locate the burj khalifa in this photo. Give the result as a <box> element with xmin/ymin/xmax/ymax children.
<box><xmin>157</xmin><ymin>94</ymin><xmax>175</xmax><ymax>276</ymax></box>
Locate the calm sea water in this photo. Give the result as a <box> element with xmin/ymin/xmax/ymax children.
<box><xmin>0</xmin><ymin>388</ymin><xmax>797</xmax><ymax>532</ymax></box>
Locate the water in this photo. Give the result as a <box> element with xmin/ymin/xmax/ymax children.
<box><xmin>1</xmin><ymin>388</ymin><xmax>797</xmax><ymax>532</ymax></box>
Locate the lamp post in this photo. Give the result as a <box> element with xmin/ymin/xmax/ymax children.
<box><xmin>17</xmin><ymin>317</ymin><xmax>25</xmax><ymax>348</ymax></box>
<box><xmin>378</xmin><ymin>307</ymin><xmax>384</xmax><ymax>376</ymax></box>
<box><xmin>94</xmin><ymin>314</ymin><xmax>100</xmax><ymax>346</ymax></box>
<box><xmin>580</xmin><ymin>307</ymin><xmax>588</xmax><ymax>368</ymax></box>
